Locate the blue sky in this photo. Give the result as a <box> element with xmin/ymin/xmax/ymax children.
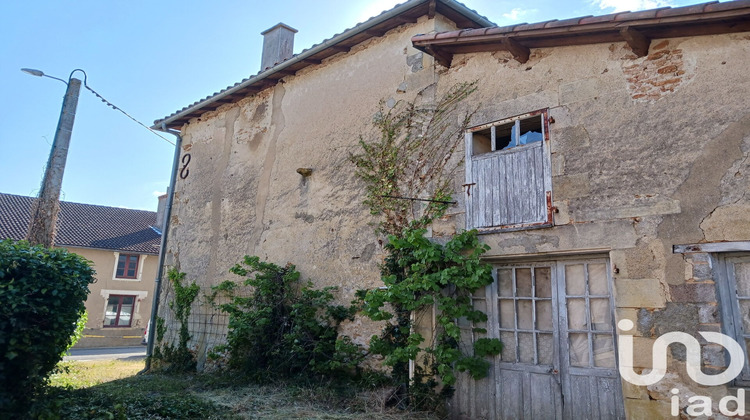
<box><xmin>1</xmin><ymin>0</ymin><xmax>699</xmax><ymax>211</ymax></box>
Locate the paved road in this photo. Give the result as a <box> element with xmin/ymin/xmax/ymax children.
<box><xmin>64</xmin><ymin>346</ymin><xmax>147</xmax><ymax>362</ymax></box>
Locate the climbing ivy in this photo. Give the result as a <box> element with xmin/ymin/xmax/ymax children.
<box><xmin>351</xmin><ymin>82</ymin><xmax>502</xmax><ymax>404</ymax></box>
<box><xmin>357</xmin><ymin>228</ymin><xmax>500</xmax><ymax>388</ymax></box>
<box><xmin>152</xmin><ymin>268</ymin><xmax>199</xmax><ymax>372</ymax></box>
<box><xmin>350</xmin><ymin>81</ymin><xmax>478</xmax><ymax>236</ymax></box>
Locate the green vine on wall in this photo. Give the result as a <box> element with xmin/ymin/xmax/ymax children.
<box><xmin>152</xmin><ymin>268</ymin><xmax>199</xmax><ymax>371</ymax></box>
<box><xmin>351</xmin><ymin>81</ymin><xmax>502</xmax><ymax>402</ymax></box>
<box><xmin>358</xmin><ymin>229</ymin><xmax>500</xmax><ymax>386</ymax></box>
<box><xmin>350</xmin><ymin>81</ymin><xmax>478</xmax><ymax>237</ymax></box>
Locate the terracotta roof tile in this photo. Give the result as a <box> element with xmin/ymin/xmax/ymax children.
<box><xmin>578</xmin><ymin>13</ymin><xmax>621</xmax><ymax>25</ymax></box>
<box><xmin>656</xmin><ymin>2</ymin><xmax>714</xmax><ymax>17</ymax></box>
<box><xmin>0</xmin><ymin>193</ymin><xmax>160</xmax><ymax>255</ymax></box>
<box><xmin>514</xmin><ymin>20</ymin><xmax>557</xmax><ymax>31</ymax></box>
<box><xmin>615</xmin><ymin>8</ymin><xmax>669</xmax><ymax>21</ymax></box>
<box><xmin>488</xmin><ymin>24</ymin><xmax>522</xmax><ymax>34</ymax></box>
<box><xmin>705</xmin><ymin>0</ymin><xmax>750</xmax><ymax>12</ymax></box>
<box><xmin>545</xmin><ymin>16</ymin><xmax>591</xmax><ymax>28</ymax></box>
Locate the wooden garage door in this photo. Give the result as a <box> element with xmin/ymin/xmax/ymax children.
<box><xmin>453</xmin><ymin>258</ymin><xmax>625</xmax><ymax>420</ymax></box>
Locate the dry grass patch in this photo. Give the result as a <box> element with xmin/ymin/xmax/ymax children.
<box><xmin>49</xmin><ymin>359</ymin><xmax>145</xmax><ymax>388</ymax></box>
<box><xmin>31</xmin><ymin>360</ymin><xmax>442</xmax><ymax>419</ymax></box>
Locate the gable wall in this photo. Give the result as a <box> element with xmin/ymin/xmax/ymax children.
<box><xmin>162</xmin><ymin>15</ymin><xmax>457</xmax><ymax>366</ymax></box>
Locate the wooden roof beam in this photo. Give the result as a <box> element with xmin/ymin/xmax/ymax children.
<box><xmin>501</xmin><ymin>37</ymin><xmax>530</xmax><ymax>63</ymax></box>
<box><xmin>424</xmin><ymin>45</ymin><xmax>453</xmax><ymax>68</ymax></box>
<box><xmin>365</xmin><ymin>29</ymin><xmax>386</xmax><ymax>37</ymax></box>
<box><xmin>328</xmin><ymin>45</ymin><xmax>351</xmax><ymax>53</ymax></box>
<box><xmin>428</xmin><ymin>0</ymin><xmax>437</xmax><ymax>19</ymax></box>
<box><xmin>620</xmin><ymin>27</ymin><xmax>651</xmax><ymax>57</ymax></box>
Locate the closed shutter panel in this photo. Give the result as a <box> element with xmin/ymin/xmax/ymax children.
<box><xmin>469</xmin><ymin>142</ymin><xmax>546</xmax><ymax>229</ymax></box>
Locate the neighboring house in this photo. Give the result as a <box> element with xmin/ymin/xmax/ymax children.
<box><xmin>0</xmin><ymin>192</ymin><xmax>163</xmax><ymax>348</ymax></box>
<box><xmin>152</xmin><ymin>0</ymin><xmax>750</xmax><ymax>418</ymax></box>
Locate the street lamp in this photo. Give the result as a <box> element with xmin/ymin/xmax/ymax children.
<box><xmin>22</xmin><ymin>68</ymin><xmax>87</xmax><ymax>248</ymax></box>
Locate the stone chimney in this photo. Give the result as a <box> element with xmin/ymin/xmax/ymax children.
<box><xmin>155</xmin><ymin>193</ymin><xmax>168</xmax><ymax>232</ymax></box>
<box><xmin>260</xmin><ymin>23</ymin><xmax>298</xmax><ymax>71</ymax></box>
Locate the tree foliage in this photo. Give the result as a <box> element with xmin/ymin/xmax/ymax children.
<box><xmin>0</xmin><ymin>240</ymin><xmax>95</xmax><ymax>415</ymax></box>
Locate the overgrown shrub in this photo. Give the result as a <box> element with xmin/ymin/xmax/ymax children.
<box><xmin>211</xmin><ymin>256</ymin><xmax>362</xmax><ymax>381</ymax></box>
<box><xmin>0</xmin><ymin>240</ymin><xmax>95</xmax><ymax>415</ymax></box>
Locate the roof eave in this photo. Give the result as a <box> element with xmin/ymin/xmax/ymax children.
<box><xmin>153</xmin><ymin>0</ymin><xmax>494</xmax><ymax>130</ymax></box>
<box><xmin>412</xmin><ymin>0</ymin><xmax>750</xmax><ymax>66</ymax></box>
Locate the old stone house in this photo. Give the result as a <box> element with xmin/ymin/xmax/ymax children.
<box><xmin>153</xmin><ymin>0</ymin><xmax>750</xmax><ymax>418</ymax></box>
<box><xmin>0</xmin><ymin>192</ymin><xmax>163</xmax><ymax>347</ymax></box>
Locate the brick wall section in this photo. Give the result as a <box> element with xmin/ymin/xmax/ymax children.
<box><xmin>623</xmin><ymin>40</ymin><xmax>691</xmax><ymax>101</ymax></box>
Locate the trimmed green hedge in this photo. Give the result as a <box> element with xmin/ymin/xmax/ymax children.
<box><xmin>0</xmin><ymin>240</ymin><xmax>95</xmax><ymax>415</ymax></box>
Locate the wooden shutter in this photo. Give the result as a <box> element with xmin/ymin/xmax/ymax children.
<box><xmin>467</xmin><ymin>142</ymin><xmax>549</xmax><ymax>230</ymax></box>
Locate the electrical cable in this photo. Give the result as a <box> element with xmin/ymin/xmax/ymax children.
<box><xmin>83</xmin><ymin>84</ymin><xmax>175</xmax><ymax>146</ymax></box>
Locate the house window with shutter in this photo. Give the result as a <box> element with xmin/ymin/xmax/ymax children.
<box><xmin>464</xmin><ymin>109</ymin><xmax>553</xmax><ymax>231</ymax></box>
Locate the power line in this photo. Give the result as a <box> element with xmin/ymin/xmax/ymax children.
<box><xmin>83</xmin><ymin>84</ymin><xmax>175</xmax><ymax>146</ymax></box>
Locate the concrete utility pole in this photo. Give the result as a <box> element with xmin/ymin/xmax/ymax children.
<box><xmin>25</xmin><ymin>72</ymin><xmax>82</xmax><ymax>248</ymax></box>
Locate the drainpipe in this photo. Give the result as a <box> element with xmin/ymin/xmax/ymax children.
<box><xmin>141</xmin><ymin>123</ymin><xmax>182</xmax><ymax>373</ymax></box>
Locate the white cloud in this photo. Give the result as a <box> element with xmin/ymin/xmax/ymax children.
<box><xmin>593</xmin><ymin>0</ymin><xmax>674</xmax><ymax>13</ymax></box>
<box><xmin>502</xmin><ymin>8</ymin><xmax>531</xmax><ymax>21</ymax></box>
<box><xmin>152</xmin><ymin>190</ymin><xmax>166</xmax><ymax>197</ymax></box>
<box><xmin>356</xmin><ymin>0</ymin><xmax>404</xmax><ymax>23</ymax></box>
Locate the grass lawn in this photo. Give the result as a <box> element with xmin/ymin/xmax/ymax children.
<box><xmin>31</xmin><ymin>359</ymin><xmax>441</xmax><ymax>419</ymax></box>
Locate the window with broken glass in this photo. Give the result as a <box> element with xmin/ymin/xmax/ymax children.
<box><xmin>464</xmin><ymin>110</ymin><xmax>552</xmax><ymax>231</ymax></box>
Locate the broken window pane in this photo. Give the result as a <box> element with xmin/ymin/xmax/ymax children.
<box><xmin>590</xmin><ymin>299</ymin><xmax>612</xmax><ymax>331</ymax></box>
<box><xmin>568</xmin><ymin>298</ymin><xmax>587</xmax><ymax>330</ymax></box>
<box><xmin>588</xmin><ymin>263</ymin><xmax>609</xmax><ymax>295</ymax></box>
<box><xmin>517</xmin><ymin>268</ymin><xmax>532</xmax><ymax>297</ymax></box>
<box><xmin>566</xmin><ymin>264</ymin><xmax>586</xmax><ymax>296</ymax></box>
<box><xmin>569</xmin><ymin>333</ymin><xmax>590</xmax><ymax>367</ymax></box>
<box><xmin>472</xmin><ymin>129</ymin><xmax>492</xmax><ymax>155</ymax></box>
<box><xmin>535</xmin><ymin>267</ymin><xmax>552</xmax><ymax>298</ymax></box>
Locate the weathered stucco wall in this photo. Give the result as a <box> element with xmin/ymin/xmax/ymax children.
<box><xmin>436</xmin><ymin>32</ymin><xmax>750</xmax><ymax>417</ymax></box>
<box><xmin>69</xmin><ymin>247</ymin><xmax>157</xmax><ymax>347</ymax></box>
<box><xmin>161</xmin><ymin>16</ymin><xmax>456</xmax><ymax>367</ymax></box>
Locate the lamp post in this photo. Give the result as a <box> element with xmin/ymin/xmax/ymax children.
<box><xmin>22</xmin><ymin>68</ymin><xmax>86</xmax><ymax>248</ymax></box>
